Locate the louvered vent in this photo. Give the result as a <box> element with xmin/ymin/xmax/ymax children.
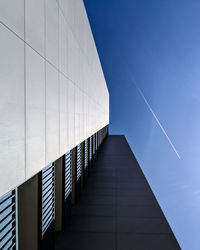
<box><xmin>93</xmin><ymin>135</ymin><xmax>95</xmax><ymax>157</ymax></box>
<box><xmin>77</xmin><ymin>144</ymin><xmax>81</xmax><ymax>181</ymax></box>
<box><xmin>65</xmin><ymin>151</ymin><xmax>71</xmax><ymax>199</ymax></box>
<box><xmin>89</xmin><ymin>137</ymin><xmax>92</xmax><ymax>161</ymax></box>
<box><xmin>0</xmin><ymin>190</ymin><xmax>16</xmax><ymax>250</ymax></box>
<box><xmin>84</xmin><ymin>139</ymin><xmax>88</xmax><ymax>169</ymax></box>
<box><xmin>42</xmin><ymin>163</ymin><xmax>54</xmax><ymax>236</ymax></box>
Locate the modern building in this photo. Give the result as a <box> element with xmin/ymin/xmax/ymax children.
<box><xmin>0</xmin><ymin>0</ymin><xmax>179</xmax><ymax>250</ymax></box>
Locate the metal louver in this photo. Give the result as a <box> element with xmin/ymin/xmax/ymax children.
<box><xmin>0</xmin><ymin>190</ymin><xmax>16</xmax><ymax>250</ymax></box>
<box><xmin>65</xmin><ymin>151</ymin><xmax>71</xmax><ymax>199</ymax></box>
<box><xmin>84</xmin><ymin>139</ymin><xmax>88</xmax><ymax>169</ymax></box>
<box><xmin>77</xmin><ymin>144</ymin><xmax>81</xmax><ymax>181</ymax></box>
<box><xmin>42</xmin><ymin>163</ymin><xmax>55</xmax><ymax>237</ymax></box>
<box><xmin>89</xmin><ymin>137</ymin><xmax>92</xmax><ymax>161</ymax></box>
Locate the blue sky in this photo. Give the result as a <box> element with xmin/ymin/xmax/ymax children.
<box><xmin>84</xmin><ymin>0</ymin><xmax>200</xmax><ymax>249</ymax></box>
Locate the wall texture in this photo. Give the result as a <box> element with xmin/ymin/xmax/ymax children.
<box><xmin>0</xmin><ymin>0</ymin><xmax>109</xmax><ymax>197</ymax></box>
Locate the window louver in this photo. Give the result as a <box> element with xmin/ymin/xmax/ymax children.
<box><xmin>65</xmin><ymin>151</ymin><xmax>71</xmax><ymax>199</ymax></box>
<box><xmin>84</xmin><ymin>139</ymin><xmax>88</xmax><ymax>169</ymax></box>
<box><xmin>42</xmin><ymin>163</ymin><xmax>54</xmax><ymax>236</ymax></box>
<box><xmin>77</xmin><ymin>144</ymin><xmax>82</xmax><ymax>181</ymax></box>
<box><xmin>0</xmin><ymin>190</ymin><xmax>16</xmax><ymax>250</ymax></box>
<box><xmin>93</xmin><ymin>135</ymin><xmax>95</xmax><ymax>156</ymax></box>
<box><xmin>89</xmin><ymin>137</ymin><xmax>92</xmax><ymax>161</ymax></box>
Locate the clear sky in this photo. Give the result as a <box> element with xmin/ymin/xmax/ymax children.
<box><xmin>84</xmin><ymin>0</ymin><xmax>200</xmax><ymax>249</ymax></box>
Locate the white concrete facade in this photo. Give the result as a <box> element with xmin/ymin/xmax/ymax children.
<box><xmin>0</xmin><ymin>0</ymin><xmax>109</xmax><ymax>197</ymax></box>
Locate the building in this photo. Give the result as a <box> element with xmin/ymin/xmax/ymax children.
<box><xmin>0</xmin><ymin>0</ymin><xmax>108</xmax><ymax>248</ymax></box>
<box><xmin>0</xmin><ymin>1</ymin><xmax>180</xmax><ymax>250</ymax></box>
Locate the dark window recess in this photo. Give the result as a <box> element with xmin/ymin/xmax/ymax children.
<box><xmin>77</xmin><ymin>144</ymin><xmax>82</xmax><ymax>181</ymax></box>
<box><xmin>0</xmin><ymin>189</ymin><xmax>16</xmax><ymax>250</ymax></box>
<box><xmin>84</xmin><ymin>139</ymin><xmax>88</xmax><ymax>169</ymax></box>
<box><xmin>97</xmin><ymin>132</ymin><xmax>99</xmax><ymax>148</ymax></box>
<box><xmin>100</xmin><ymin>132</ymin><xmax>102</xmax><ymax>145</ymax></box>
<box><xmin>65</xmin><ymin>151</ymin><xmax>71</xmax><ymax>199</ymax></box>
<box><xmin>42</xmin><ymin>163</ymin><xmax>55</xmax><ymax>237</ymax></box>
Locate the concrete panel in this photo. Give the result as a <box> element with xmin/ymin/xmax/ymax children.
<box><xmin>0</xmin><ymin>24</ymin><xmax>25</xmax><ymax>197</ymax></box>
<box><xmin>59</xmin><ymin>73</ymin><xmax>68</xmax><ymax>156</ymax></box>
<box><xmin>46</xmin><ymin>62</ymin><xmax>59</xmax><ymax>164</ymax></box>
<box><xmin>67</xmin><ymin>29</ymin><xmax>76</xmax><ymax>83</ymax></box>
<box><xmin>25</xmin><ymin>45</ymin><xmax>45</xmax><ymax>179</ymax></box>
<box><xmin>45</xmin><ymin>0</ymin><xmax>59</xmax><ymax>68</ymax></box>
<box><xmin>25</xmin><ymin>0</ymin><xmax>45</xmax><ymax>56</ymax></box>
<box><xmin>59</xmin><ymin>10</ymin><xmax>67</xmax><ymax>76</ymax></box>
<box><xmin>0</xmin><ymin>0</ymin><xmax>24</xmax><ymax>39</ymax></box>
<box><xmin>74</xmin><ymin>86</ymin><xmax>80</xmax><ymax>145</ymax></box>
<box><xmin>0</xmin><ymin>0</ymin><xmax>109</xmax><ymax>196</ymax></box>
<box><xmin>67</xmin><ymin>80</ymin><xmax>75</xmax><ymax>150</ymax></box>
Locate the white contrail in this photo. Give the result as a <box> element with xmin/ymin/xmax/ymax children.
<box><xmin>133</xmin><ymin>82</ymin><xmax>181</xmax><ymax>159</ymax></box>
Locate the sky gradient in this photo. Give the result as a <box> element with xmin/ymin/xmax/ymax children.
<box><xmin>84</xmin><ymin>0</ymin><xmax>200</xmax><ymax>249</ymax></box>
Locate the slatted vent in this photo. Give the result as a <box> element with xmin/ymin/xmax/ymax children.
<box><xmin>65</xmin><ymin>151</ymin><xmax>71</xmax><ymax>199</ymax></box>
<box><xmin>0</xmin><ymin>190</ymin><xmax>16</xmax><ymax>250</ymax></box>
<box><xmin>93</xmin><ymin>135</ymin><xmax>95</xmax><ymax>156</ymax></box>
<box><xmin>84</xmin><ymin>140</ymin><xmax>88</xmax><ymax>169</ymax></box>
<box><xmin>77</xmin><ymin>144</ymin><xmax>81</xmax><ymax>181</ymax></box>
<box><xmin>42</xmin><ymin>163</ymin><xmax>54</xmax><ymax>236</ymax></box>
<box><xmin>89</xmin><ymin>137</ymin><xmax>92</xmax><ymax>161</ymax></box>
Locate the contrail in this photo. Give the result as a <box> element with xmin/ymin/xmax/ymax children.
<box><xmin>133</xmin><ymin>82</ymin><xmax>181</xmax><ymax>159</ymax></box>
